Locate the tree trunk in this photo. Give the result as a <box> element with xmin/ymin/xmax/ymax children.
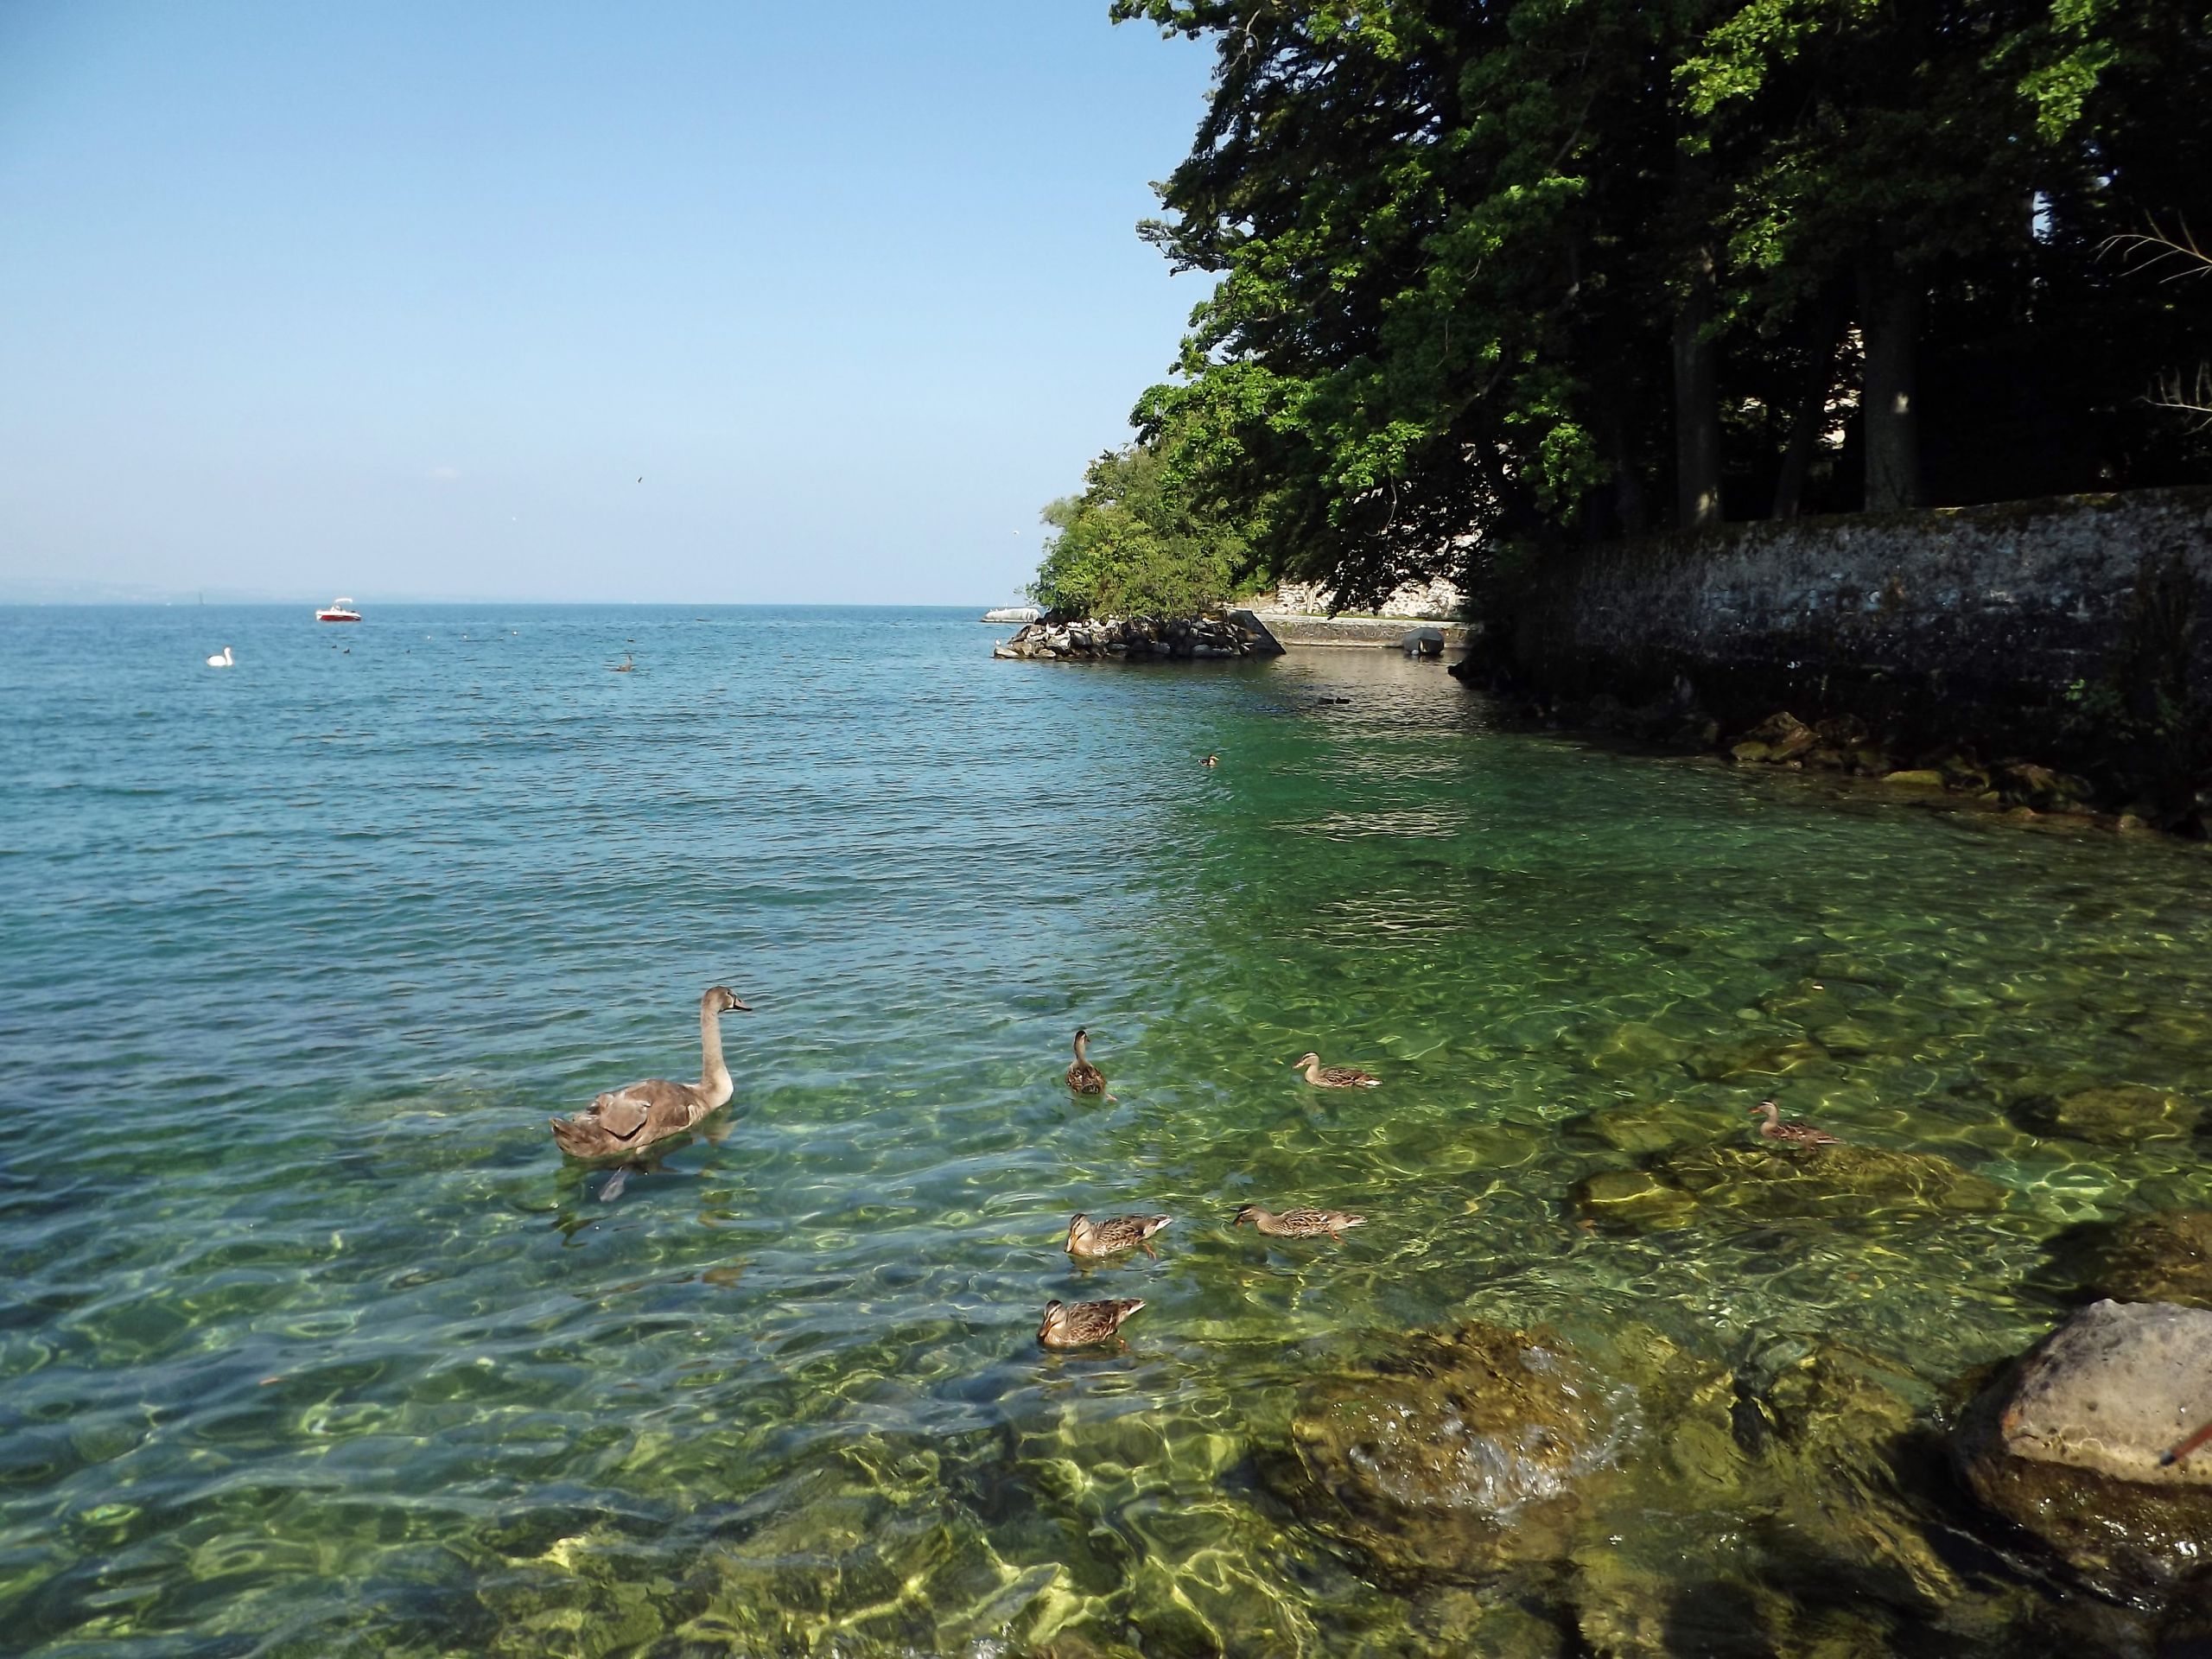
<box><xmin>1673</xmin><ymin>245</ymin><xmax>1724</xmax><ymax>530</ymax></box>
<box><xmin>1771</xmin><ymin>284</ymin><xmax>1849</xmax><ymax>520</ymax></box>
<box><xmin>1859</xmin><ymin>253</ymin><xmax>1923</xmax><ymax>512</ymax></box>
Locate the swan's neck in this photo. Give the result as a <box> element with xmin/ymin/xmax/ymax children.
<box><xmin>698</xmin><ymin>1002</ymin><xmax>733</xmax><ymax>1108</ymax></box>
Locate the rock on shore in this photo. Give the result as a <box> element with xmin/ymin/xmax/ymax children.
<box><xmin>1957</xmin><ymin>1300</ymin><xmax>2212</xmax><ymax>1595</ymax></box>
<box><xmin>993</xmin><ymin>611</ymin><xmax>1283</xmax><ymax>661</ymax></box>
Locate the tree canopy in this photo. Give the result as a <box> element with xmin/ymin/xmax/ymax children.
<box><xmin>1028</xmin><ymin>442</ymin><xmax>1255</xmax><ymax>619</ymax></box>
<box><xmin>1068</xmin><ymin>0</ymin><xmax>2212</xmax><ymax>607</ymax></box>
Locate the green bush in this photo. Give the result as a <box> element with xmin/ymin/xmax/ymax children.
<box><xmin>1029</xmin><ymin>443</ymin><xmax>1248</xmax><ymax>619</ymax></box>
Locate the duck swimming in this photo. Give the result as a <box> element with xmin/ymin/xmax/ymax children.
<box><xmin>1038</xmin><ymin>1298</ymin><xmax>1145</xmax><ymax>1348</ymax></box>
<box><xmin>1065</xmin><ymin>1212</ymin><xmax>1173</xmax><ymax>1260</ymax></box>
<box><xmin>550</xmin><ymin>986</ymin><xmax>752</xmax><ymax>1158</ymax></box>
<box><xmin>1066</xmin><ymin>1027</ymin><xmax>1115</xmax><ymax>1098</ymax></box>
<box><xmin>1234</xmin><ymin>1204</ymin><xmax>1365</xmax><ymax>1241</ymax></box>
<box><xmin>1750</xmin><ymin>1098</ymin><xmax>1840</xmax><ymax>1147</ymax></box>
<box><xmin>1294</xmin><ymin>1052</ymin><xmax>1380</xmax><ymax>1089</ymax></box>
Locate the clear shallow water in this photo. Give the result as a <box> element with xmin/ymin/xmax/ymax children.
<box><xmin>3</xmin><ymin>604</ymin><xmax>2209</xmax><ymax>1656</ymax></box>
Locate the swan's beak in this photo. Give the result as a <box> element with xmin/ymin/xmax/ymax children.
<box><xmin>732</xmin><ymin>999</ymin><xmax>753</xmax><ymax>1012</ymax></box>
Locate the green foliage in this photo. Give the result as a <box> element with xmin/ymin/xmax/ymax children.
<box><xmin>1090</xmin><ymin>0</ymin><xmax>2212</xmax><ymax>604</ymax></box>
<box><xmin>1028</xmin><ymin>443</ymin><xmax>1252</xmax><ymax>619</ymax></box>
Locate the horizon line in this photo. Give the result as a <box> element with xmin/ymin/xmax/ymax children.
<box><xmin>0</xmin><ymin>597</ymin><xmax>1023</xmax><ymax>610</ymax></box>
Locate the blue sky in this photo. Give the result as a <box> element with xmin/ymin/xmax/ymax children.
<box><xmin>0</xmin><ymin>3</ymin><xmax>1215</xmax><ymax>603</ymax></box>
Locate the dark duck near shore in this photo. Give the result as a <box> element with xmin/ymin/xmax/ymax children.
<box><xmin>550</xmin><ymin>986</ymin><xmax>751</xmax><ymax>1158</ymax></box>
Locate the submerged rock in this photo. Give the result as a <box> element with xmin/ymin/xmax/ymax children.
<box><xmin>1272</xmin><ymin>1322</ymin><xmax>1626</xmax><ymax>1583</ymax></box>
<box><xmin>1580</xmin><ymin>1021</ymin><xmax>1689</xmax><ymax>1075</ymax></box>
<box><xmin>1565</xmin><ymin>1096</ymin><xmax>1719</xmax><ymax>1156</ymax></box>
<box><xmin>1571</xmin><ymin>1168</ymin><xmax>1700</xmax><ymax>1232</ymax></box>
<box><xmin>2057</xmin><ymin>1211</ymin><xmax>2212</xmax><ymax>1311</ymax></box>
<box><xmin>2013</xmin><ymin>1082</ymin><xmax>2202</xmax><ymax>1147</ymax></box>
<box><xmin>1683</xmin><ymin>1036</ymin><xmax>1829</xmax><ymax>1082</ymax></box>
<box><xmin>1643</xmin><ymin>1143</ymin><xmax>2007</xmax><ymax>1222</ymax></box>
<box><xmin>1958</xmin><ymin>1300</ymin><xmax>2212</xmax><ymax>1595</ymax></box>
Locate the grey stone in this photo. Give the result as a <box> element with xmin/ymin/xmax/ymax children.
<box><xmin>1959</xmin><ymin>1300</ymin><xmax>2212</xmax><ymax>1595</ymax></box>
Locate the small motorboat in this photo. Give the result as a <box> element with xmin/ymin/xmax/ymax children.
<box><xmin>315</xmin><ymin>597</ymin><xmax>362</xmax><ymax>622</ymax></box>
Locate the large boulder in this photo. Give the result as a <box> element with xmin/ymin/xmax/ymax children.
<box><xmin>1270</xmin><ymin>1322</ymin><xmax>1624</xmax><ymax>1583</ymax></box>
<box><xmin>1957</xmin><ymin>1300</ymin><xmax>2212</xmax><ymax>1596</ymax></box>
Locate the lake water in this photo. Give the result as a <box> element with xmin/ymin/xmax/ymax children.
<box><xmin>4</xmin><ymin>604</ymin><xmax>2208</xmax><ymax>1656</ymax></box>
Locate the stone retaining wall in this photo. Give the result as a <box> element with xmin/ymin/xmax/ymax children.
<box><xmin>1478</xmin><ymin>488</ymin><xmax>2212</xmax><ymax>817</ymax></box>
<box><xmin>1274</xmin><ymin>575</ymin><xmax>1463</xmax><ymax>619</ymax></box>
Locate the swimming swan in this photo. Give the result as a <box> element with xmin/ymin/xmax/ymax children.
<box><xmin>206</xmin><ymin>647</ymin><xmax>234</xmax><ymax>668</ymax></box>
<box><xmin>549</xmin><ymin>986</ymin><xmax>753</xmax><ymax>1158</ymax></box>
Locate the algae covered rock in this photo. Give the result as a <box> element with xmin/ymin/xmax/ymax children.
<box><xmin>2067</xmin><ymin>1211</ymin><xmax>2212</xmax><ymax>1309</ymax></box>
<box><xmin>1272</xmin><ymin>1322</ymin><xmax>1625</xmax><ymax>1583</ymax></box>
<box><xmin>1683</xmin><ymin>1037</ymin><xmax>1829</xmax><ymax>1083</ymax></box>
<box><xmin>1580</xmin><ymin>1021</ymin><xmax>1690</xmax><ymax>1075</ymax></box>
<box><xmin>1565</xmin><ymin>1096</ymin><xmax>1722</xmax><ymax>1156</ymax></box>
<box><xmin>1571</xmin><ymin>1168</ymin><xmax>1700</xmax><ymax>1233</ymax></box>
<box><xmin>2013</xmin><ymin>1083</ymin><xmax>2202</xmax><ymax>1147</ymax></box>
<box><xmin>1958</xmin><ymin>1300</ymin><xmax>2212</xmax><ymax>1596</ymax></box>
<box><xmin>661</xmin><ymin>1445</ymin><xmax>1065</xmax><ymax>1657</ymax></box>
<box><xmin>1741</xmin><ymin>711</ymin><xmax>1816</xmax><ymax>760</ymax></box>
<box><xmin>1645</xmin><ymin>1143</ymin><xmax>2006</xmax><ymax>1222</ymax></box>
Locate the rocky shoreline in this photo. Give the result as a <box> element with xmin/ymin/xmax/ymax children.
<box><xmin>1456</xmin><ymin>661</ymin><xmax>2191</xmax><ymax>836</ymax></box>
<box><xmin>992</xmin><ymin>610</ymin><xmax>1282</xmax><ymax>662</ymax></box>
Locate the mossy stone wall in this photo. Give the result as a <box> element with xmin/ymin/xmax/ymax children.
<box><xmin>1493</xmin><ymin>488</ymin><xmax>2212</xmax><ymax>785</ymax></box>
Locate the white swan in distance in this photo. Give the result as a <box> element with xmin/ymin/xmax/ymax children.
<box><xmin>206</xmin><ymin>646</ymin><xmax>234</xmax><ymax>668</ymax></box>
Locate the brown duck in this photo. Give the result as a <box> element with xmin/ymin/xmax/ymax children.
<box><xmin>549</xmin><ymin>986</ymin><xmax>752</xmax><ymax>1158</ymax></box>
<box><xmin>1234</xmin><ymin>1204</ymin><xmax>1365</xmax><ymax>1240</ymax></box>
<box><xmin>1038</xmin><ymin>1298</ymin><xmax>1145</xmax><ymax>1348</ymax></box>
<box><xmin>1065</xmin><ymin>1212</ymin><xmax>1173</xmax><ymax>1260</ymax></box>
<box><xmin>1294</xmin><ymin>1052</ymin><xmax>1380</xmax><ymax>1089</ymax></box>
<box><xmin>1066</xmin><ymin>1027</ymin><xmax>1116</xmax><ymax>1098</ymax></box>
<box><xmin>1750</xmin><ymin>1099</ymin><xmax>1840</xmax><ymax>1148</ymax></box>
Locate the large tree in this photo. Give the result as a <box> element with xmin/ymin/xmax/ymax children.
<box><xmin>1105</xmin><ymin>0</ymin><xmax>2211</xmax><ymax>600</ymax></box>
